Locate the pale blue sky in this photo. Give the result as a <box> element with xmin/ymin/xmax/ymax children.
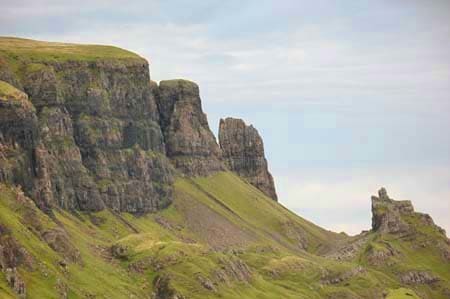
<box><xmin>1</xmin><ymin>0</ymin><xmax>449</xmax><ymax>234</ymax></box>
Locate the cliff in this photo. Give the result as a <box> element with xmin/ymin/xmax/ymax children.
<box><xmin>0</xmin><ymin>37</ymin><xmax>449</xmax><ymax>299</ymax></box>
<box><xmin>156</xmin><ymin>79</ymin><xmax>224</xmax><ymax>176</ymax></box>
<box><xmin>0</xmin><ymin>37</ymin><xmax>174</xmax><ymax>213</ymax></box>
<box><xmin>0</xmin><ymin>37</ymin><xmax>275</xmax><ymax>215</ymax></box>
<box><xmin>219</xmin><ymin>117</ymin><xmax>277</xmax><ymax>200</ymax></box>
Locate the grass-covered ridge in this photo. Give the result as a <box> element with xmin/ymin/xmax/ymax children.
<box><xmin>0</xmin><ymin>36</ymin><xmax>143</xmax><ymax>63</ymax></box>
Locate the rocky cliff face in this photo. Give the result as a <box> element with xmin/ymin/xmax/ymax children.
<box><xmin>218</xmin><ymin>118</ymin><xmax>277</xmax><ymax>200</ymax></box>
<box><xmin>156</xmin><ymin>79</ymin><xmax>224</xmax><ymax>176</ymax></box>
<box><xmin>0</xmin><ymin>81</ymin><xmax>39</xmax><ymax>207</ymax></box>
<box><xmin>0</xmin><ymin>37</ymin><xmax>279</xmax><ymax>215</ymax></box>
<box><xmin>0</xmin><ymin>38</ymin><xmax>174</xmax><ymax>213</ymax></box>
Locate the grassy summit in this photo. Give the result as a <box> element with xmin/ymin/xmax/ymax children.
<box><xmin>0</xmin><ymin>36</ymin><xmax>143</xmax><ymax>63</ymax></box>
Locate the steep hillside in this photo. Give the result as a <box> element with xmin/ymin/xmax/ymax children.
<box><xmin>0</xmin><ymin>37</ymin><xmax>448</xmax><ymax>299</ymax></box>
<box><xmin>1</xmin><ymin>177</ymin><xmax>449</xmax><ymax>299</ymax></box>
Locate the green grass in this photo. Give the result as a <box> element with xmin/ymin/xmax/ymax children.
<box><xmin>386</xmin><ymin>288</ymin><xmax>421</xmax><ymax>299</ymax></box>
<box><xmin>0</xmin><ymin>80</ymin><xmax>26</xmax><ymax>101</ymax></box>
<box><xmin>1</xmin><ymin>170</ymin><xmax>449</xmax><ymax>298</ymax></box>
<box><xmin>192</xmin><ymin>172</ymin><xmax>344</xmax><ymax>253</ymax></box>
<box><xmin>0</xmin><ymin>37</ymin><xmax>143</xmax><ymax>63</ymax></box>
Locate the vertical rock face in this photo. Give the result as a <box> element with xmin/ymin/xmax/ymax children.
<box><xmin>156</xmin><ymin>79</ymin><xmax>224</xmax><ymax>176</ymax></box>
<box><xmin>0</xmin><ymin>39</ymin><xmax>174</xmax><ymax>213</ymax></box>
<box><xmin>218</xmin><ymin>118</ymin><xmax>277</xmax><ymax>200</ymax></box>
<box><xmin>0</xmin><ymin>81</ymin><xmax>38</xmax><ymax>204</ymax></box>
<box><xmin>0</xmin><ymin>38</ymin><xmax>280</xmax><ymax>213</ymax></box>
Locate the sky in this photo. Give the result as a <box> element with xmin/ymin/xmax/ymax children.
<box><xmin>1</xmin><ymin>0</ymin><xmax>449</xmax><ymax>235</ymax></box>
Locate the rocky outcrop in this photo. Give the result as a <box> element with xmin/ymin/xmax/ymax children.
<box><xmin>213</xmin><ymin>256</ymin><xmax>253</xmax><ymax>285</ymax></box>
<box><xmin>152</xmin><ymin>274</ymin><xmax>185</xmax><ymax>299</ymax></box>
<box><xmin>371</xmin><ymin>188</ymin><xmax>412</xmax><ymax>234</ymax></box>
<box><xmin>321</xmin><ymin>265</ymin><xmax>365</xmax><ymax>285</ymax></box>
<box><xmin>371</xmin><ymin>188</ymin><xmax>448</xmax><ymax>240</ymax></box>
<box><xmin>0</xmin><ymin>223</ymin><xmax>31</xmax><ymax>298</ymax></box>
<box><xmin>218</xmin><ymin>118</ymin><xmax>277</xmax><ymax>200</ymax></box>
<box><xmin>0</xmin><ymin>40</ymin><xmax>174</xmax><ymax>214</ymax></box>
<box><xmin>400</xmin><ymin>271</ymin><xmax>440</xmax><ymax>285</ymax></box>
<box><xmin>156</xmin><ymin>79</ymin><xmax>224</xmax><ymax>176</ymax></box>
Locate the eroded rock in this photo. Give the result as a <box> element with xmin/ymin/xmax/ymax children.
<box><xmin>371</xmin><ymin>188</ymin><xmax>415</xmax><ymax>234</ymax></box>
<box><xmin>371</xmin><ymin>188</ymin><xmax>447</xmax><ymax>237</ymax></box>
<box><xmin>0</xmin><ymin>54</ymin><xmax>174</xmax><ymax>214</ymax></box>
<box><xmin>400</xmin><ymin>270</ymin><xmax>440</xmax><ymax>285</ymax></box>
<box><xmin>219</xmin><ymin>117</ymin><xmax>277</xmax><ymax>200</ymax></box>
<box><xmin>157</xmin><ymin>79</ymin><xmax>224</xmax><ymax>176</ymax></box>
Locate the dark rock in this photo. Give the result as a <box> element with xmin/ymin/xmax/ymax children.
<box><xmin>152</xmin><ymin>274</ymin><xmax>185</xmax><ymax>299</ymax></box>
<box><xmin>34</xmin><ymin>106</ymin><xmax>104</xmax><ymax>211</ymax></box>
<box><xmin>400</xmin><ymin>270</ymin><xmax>440</xmax><ymax>285</ymax></box>
<box><xmin>111</xmin><ymin>244</ymin><xmax>129</xmax><ymax>260</ymax></box>
<box><xmin>157</xmin><ymin>79</ymin><xmax>224</xmax><ymax>176</ymax></box>
<box><xmin>23</xmin><ymin>64</ymin><xmax>61</xmax><ymax>107</ymax></box>
<box><xmin>218</xmin><ymin>117</ymin><xmax>277</xmax><ymax>200</ymax></box>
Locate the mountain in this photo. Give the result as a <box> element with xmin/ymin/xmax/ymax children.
<box><xmin>0</xmin><ymin>37</ymin><xmax>449</xmax><ymax>299</ymax></box>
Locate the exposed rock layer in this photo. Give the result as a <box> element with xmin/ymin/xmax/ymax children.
<box><xmin>0</xmin><ymin>38</ymin><xmax>278</xmax><ymax>215</ymax></box>
<box><xmin>0</xmin><ymin>54</ymin><xmax>174</xmax><ymax>213</ymax></box>
<box><xmin>157</xmin><ymin>79</ymin><xmax>224</xmax><ymax>176</ymax></box>
<box><xmin>218</xmin><ymin>118</ymin><xmax>277</xmax><ymax>200</ymax></box>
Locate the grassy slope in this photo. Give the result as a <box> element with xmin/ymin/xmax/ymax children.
<box><xmin>0</xmin><ymin>172</ymin><xmax>449</xmax><ymax>298</ymax></box>
<box><xmin>386</xmin><ymin>288</ymin><xmax>421</xmax><ymax>299</ymax></box>
<box><xmin>356</xmin><ymin>220</ymin><xmax>450</xmax><ymax>298</ymax></box>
